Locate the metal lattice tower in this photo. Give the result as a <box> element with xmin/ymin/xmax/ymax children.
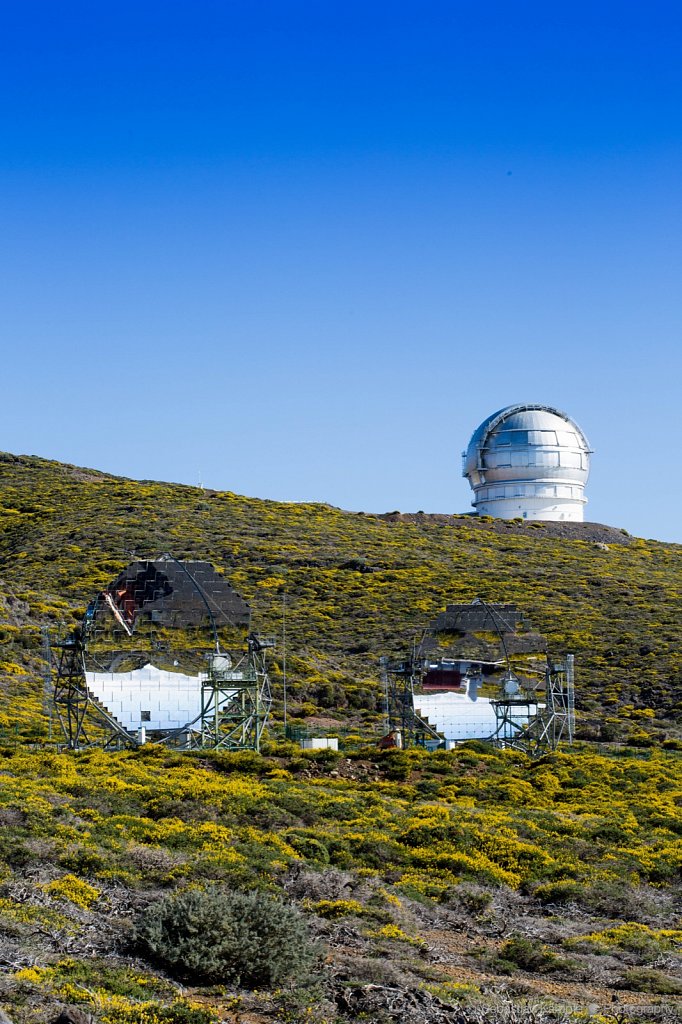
<box><xmin>41</xmin><ymin>625</ymin><xmax>53</xmax><ymax>743</ymax></box>
<box><xmin>380</xmin><ymin>654</ymin><xmax>441</xmax><ymax>748</ymax></box>
<box><xmin>52</xmin><ymin>632</ymin><xmax>137</xmax><ymax>750</ymax></box>
<box><xmin>199</xmin><ymin>636</ymin><xmax>274</xmax><ymax>751</ymax></box>
<box><xmin>491</xmin><ymin>655</ymin><xmax>575</xmax><ymax>755</ymax></box>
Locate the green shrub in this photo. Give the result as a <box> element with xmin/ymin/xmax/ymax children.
<box><xmin>44</xmin><ymin>957</ymin><xmax>172</xmax><ymax>1000</ymax></box>
<box><xmin>569</xmin><ymin>880</ymin><xmax>663</xmax><ymax>923</ymax></box>
<box><xmin>287</xmin><ymin>835</ymin><xmax>330</xmax><ymax>864</ymax></box>
<box><xmin>618</xmin><ymin>968</ymin><xmax>682</xmax><ymax>994</ymax></box>
<box><xmin>134</xmin><ymin>887</ymin><xmax>317</xmax><ymax>988</ymax></box>
<box><xmin>312</xmin><ymin>898</ymin><xmax>368</xmax><ymax>919</ymax></box>
<box><xmin>496</xmin><ymin>935</ymin><xmax>560</xmax><ymax>973</ymax></box>
<box><xmin>533</xmin><ymin>880</ymin><xmax>582</xmax><ymax>905</ymax></box>
<box><xmin>300</xmin><ymin>747</ymin><xmax>341</xmax><ymax>765</ymax></box>
<box><xmin>459</xmin><ymin>740</ymin><xmax>497</xmax><ymax>755</ymax></box>
<box><xmin>59</xmin><ymin>844</ymin><xmax>110</xmax><ymax>875</ymax></box>
<box><xmin>381</xmin><ymin>752</ymin><xmax>412</xmax><ymax>780</ymax></box>
<box><xmin>444</xmin><ymin>883</ymin><xmax>494</xmax><ymax>916</ymax></box>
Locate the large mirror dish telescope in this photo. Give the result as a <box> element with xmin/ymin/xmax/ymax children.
<box><xmin>382</xmin><ymin>599</ymin><xmax>574</xmax><ymax>754</ymax></box>
<box><xmin>83</xmin><ymin>555</ymin><xmax>251</xmax><ymax>675</ymax></box>
<box><xmin>51</xmin><ymin>555</ymin><xmax>272</xmax><ymax>752</ymax></box>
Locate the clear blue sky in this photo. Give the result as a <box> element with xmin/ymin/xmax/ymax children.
<box><xmin>1</xmin><ymin>2</ymin><xmax>681</xmax><ymax>540</ymax></box>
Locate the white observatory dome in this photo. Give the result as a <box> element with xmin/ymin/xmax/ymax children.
<box><xmin>463</xmin><ymin>405</ymin><xmax>591</xmax><ymax>522</ymax></box>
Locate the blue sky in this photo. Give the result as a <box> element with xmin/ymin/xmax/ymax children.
<box><xmin>1</xmin><ymin>2</ymin><xmax>681</xmax><ymax>540</ymax></box>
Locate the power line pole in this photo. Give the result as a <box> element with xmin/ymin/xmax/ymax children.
<box><xmin>41</xmin><ymin>626</ymin><xmax>53</xmax><ymax>744</ymax></box>
<box><xmin>282</xmin><ymin>591</ymin><xmax>287</xmax><ymax>734</ymax></box>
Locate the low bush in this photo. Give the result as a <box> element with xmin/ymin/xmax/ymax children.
<box><xmin>134</xmin><ymin>886</ymin><xmax>317</xmax><ymax>989</ymax></box>
<box><xmin>618</xmin><ymin>968</ymin><xmax>682</xmax><ymax>995</ymax></box>
<box><xmin>312</xmin><ymin>898</ymin><xmax>367</xmax><ymax>918</ymax></box>
<box><xmin>566</xmin><ymin>922</ymin><xmax>682</xmax><ymax>957</ymax></box>
<box><xmin>101</xmin><ymin>1003</ymin><xmax>218</xmax><ymax>1024</ymax></box>
<box><xmin>380</xmin><ymin>751</ymin><xmax>412</xmax><ymax>781</ymax></box>
<box><xmin>532</xmin><ymin>880</ymin><xmax>582</xmax><ymax>906</ymax></box>
<box><xmin>527</xmin><ymin>876</ymin><xmax>670</xmax><ymax>924</ymax></box>
<box><xmin>287</xmin><ymin>834</ymin><xmax>330</xmax><ymax>864</ymax></box>
<box><xmin>495</xmin><ymin>935</ymin><xmax>561</xmax><ymax>974</ymax></box>
<box><xmin>443</xmin><ymin>882</ymin><xmax>494</xmax><ymax>916</ymax></box>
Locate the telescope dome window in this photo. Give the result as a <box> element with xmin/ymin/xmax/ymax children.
<box><xmin>559</xmin><ymin>451</ymin><xmax>581</xmax><ymax>468</ymax></box>
<box><xmin>494</xmin><ymin>431</ymin><xmax>512</xmax><ymax>446</ymax></box>
<box><xmin>141</xmin><ymin>711</ymin><xmax>151</xmax><ymax>722</ymax></box>
<box><xmin>510</xmin><ymin>430</ymin><xmax>529</xmax><ymax>445</ymax></box>
<box><xmin>529</xmin><ymin>430</ymin><xmax>557</xmax><ymax>445</ymax></box>
<box><xmin>493</xmin><ymin>452</ymin><xmax>512</xmax><ymax>468</ymax></box>
<box><xmin>557</xmin><ymin>430</ymin><xmax>578</xmax><ymax>446</ymax></box>
<box><xmin>511</xmin><ymin>450</ymin><xmax>529</xmax><ymax>467</ymax></box>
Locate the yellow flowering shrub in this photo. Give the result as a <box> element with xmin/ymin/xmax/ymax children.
<box><xmin>312</xmin><ymin>898</ymin><xmax>368</xmax><ymax>918</ymax></box>
<box><xmin>0</xmin><ymin>896</ymin><xmax>70</xmax><ymax>930</ymax></box>
<box><xmin>566</xmin><ymin>923</ymin><xmax>682</xmax><ymax>954</ymax></box>
<box><xmin>369</xmin><ymin>923</ymin><xmax>426</xmax><ymax>948</ymax></box>
<box><xmin>42</xmin><ymin>873</ymin><xmax>100</xmax><ymax>909</ymax></box>
<box><xmin>101</xmin><ymin>999</ymin><xmax>218</xmax><ymax>1024</ymax></box>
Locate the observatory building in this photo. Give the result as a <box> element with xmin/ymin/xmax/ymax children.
<box><xmin>463</xmin><ymin>404</ymin><xmax>591</xmax><ymax>522</ymax></box>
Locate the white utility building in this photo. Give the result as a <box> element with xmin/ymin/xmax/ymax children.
<box><xmin>463</xmin><ymin>404</ymin><xmax>591</xmax><ymax>521</ymax></box>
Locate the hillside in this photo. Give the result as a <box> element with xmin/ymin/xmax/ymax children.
<box><xmin>0</xmin><ymin>452</ymin><xmax>680</xmax><ymax>1024</ymax></box>
<box><xmin>0</xmin><ymin>451</ymin><xmax>680</xmax><ymax>743</ymax></box>
<box><xmin>0</xmin><ymin>742</ymin><xmax>679</xmax><ymax>1023</ymax></box>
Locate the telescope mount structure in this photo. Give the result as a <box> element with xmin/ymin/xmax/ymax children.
<box><xmin>50</xmin><ymin>555</ymin><xmax>273</xmax><ymax>752</ymax></box>
<box><xmin>382</xmin><ymin>599</ymin><xmax>575</xmax><ymax>756</ymax></box>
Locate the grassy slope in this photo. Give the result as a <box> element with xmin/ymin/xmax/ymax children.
<box><xmin>0</xmin><ymin>743</ymin><xmax>679</xmax><ymax>1023</ymax></box>
<box><xmin>0</xmin><ymin>450</ymin><xmax>681</xmax><ymax>742</ymax></box>
<box><xmin>0</xmin><ymin>452</ymin><xmax>680</xmax><ymax>1022</ymax></box>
